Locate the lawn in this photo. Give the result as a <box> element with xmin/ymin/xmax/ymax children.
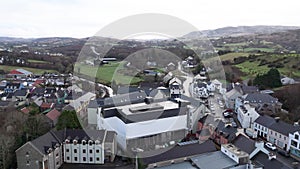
<box><xmin>28</xmin><ymin>59</ymin><xmax>50</xmax><ymax>63</ymax></box>
<box><xmin>0</xmin><ymin>65</ymin><xmax>57</xmax><ymax>74</ymax></box>
<box><xmin>74</xmin><ymin>61</ymin><xmax>143</xmax><ymax>85</ymax></box>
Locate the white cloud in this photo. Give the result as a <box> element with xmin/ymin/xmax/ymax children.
<box><xmin>0</xmin><ymin>0</ymin><xmax>300</xmax><ymax>38</ymax></box>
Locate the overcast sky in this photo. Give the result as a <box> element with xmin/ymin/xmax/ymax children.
<box><xmin>1</xmin><ymin>0</ymin><xmax>300</xmax><ymax>38</ymax></box>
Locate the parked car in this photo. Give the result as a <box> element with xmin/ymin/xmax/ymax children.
<box><xmin>223</xmin><ymin>111</ymin><xmax>233</xmax><ymax>118</ymax></box>
<box><xmin>277</xmin><ymin>150</ymin><xmax>290</xmax><ymax>157</ymax></box>
<box><xmin>265</xmin><ymin>142</ymin><xmax>277</xmax><ymax>150</ymax></box>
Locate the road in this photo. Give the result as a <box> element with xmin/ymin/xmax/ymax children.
<box><xmin>177</xmin><ymin>62</ymin><xmax>194</xmax><ymax>97</ymax></box>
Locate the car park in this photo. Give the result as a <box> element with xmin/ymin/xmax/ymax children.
<box><xmin>265</xmin><ymin>142</ymin><xmax>277</xmax><ymax>150</ymax></box>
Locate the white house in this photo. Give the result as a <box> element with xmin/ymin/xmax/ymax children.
<box><xmin>288</xmin><ymin>131</ymin><xmax>300</xmax><ymax>159</ymax></box>
<box><xmin>237</xmin><ymin>104</ymin><xmax>260</xmax><ymax>128</ymax></box>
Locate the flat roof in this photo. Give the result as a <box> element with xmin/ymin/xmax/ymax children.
<box><xmin>190</xmin><ymin>151</ymin><xmax>238</xmax><ymax>169</ymax></box>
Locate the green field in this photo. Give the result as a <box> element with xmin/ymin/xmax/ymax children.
<box><xmin>243</xmin><ymin>48</ymin><xmax>275</xmax><ymax>53</ymax></box>
<box><xmin>28</xmin><ymin>59</ymin><xmax>50</xmax><ymax>63</ymax></box>
<box><xmin>219</xmin><ymin>52</ymin><xmax>250</xmax><ymax>61</ymax></box>
<box><xmin>74</xmin><ymin>61</ymin><xmax>143</xmax><ymax>85</ymax></box>
<box><xmin>234</xmin><ymin>54</ymin><xmax>300</xmax><ymax>78</ymax></box>
<box><xmin>0</xmin><ymin>65</ymin><xmax>57</xmax><ymax>74</ymax></box>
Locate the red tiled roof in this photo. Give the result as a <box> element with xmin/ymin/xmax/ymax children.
<box><xmin>9</xmin><ymin>69</ymin><xmax>23</xmax><ymax>75</ymax></box>
<box><xmin>46</xmin><ymin>109</ymin><xmax>61</xmax><ymax>121</ymax></box>
<box><xmin>33</xmin><ymin>79</ymin><xmax>45</xmax><ymax>86</ymax></box>
<box><xmin>40</xmin><ymin>102</ymin><xmax>54</xmax><ymax>109</ymax></box>
<box><xmin>20</xmin><ymin>107</ymin><xmax>30</xmax><ymax>114</ymax></box>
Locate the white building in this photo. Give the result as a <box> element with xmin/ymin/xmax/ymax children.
<box><xmin>288</xmin><ymin>131</ymin><xmax>300</xmax><ymax>159</ymax></box>
<box><xmin>252</xmin><ymin>115</ymin><xmax>276</xmax><ymax>139</ymax></box>
<box><xmin>237</xmin><ymin>104</ymin><xmax>260</xmax><ymax>128</ymax></box>
<box><xmin>96</xmin><ymin>92</ymin><xmax>191</xmax><ymax>153</ymax></box>
<box><xmin>16</xmin><ymin>129</ymin><xmax>116</xmax><ymax>169</ymax></box>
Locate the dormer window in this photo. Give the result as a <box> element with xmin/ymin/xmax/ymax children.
<box><xmin>88</xmin><ymin>140</ymin><xmax>93</xmax><ymax>146</ymax></box>
<box><xmin>95</xmin><ymin>140</ymin><xmax>100</xmax><ymax>145</ymax></box>
<box><xmin>73</xmin><ymin>140</ymin><xmax>78</xmax><ymax>145</ymax></box>
<box><xmin>82</xmin><ymin>140</ymin><xmax>86</xmax><ymax>145</ymax></box>
<box><xmin>65</xmin><ymin>139</ymin><xmax>70</xmax><ymax>144</ymax></box>
<box><xmin>295</xmin><ymin>134</ymin><xmax>299</xmax><ymax>140</ymax></box>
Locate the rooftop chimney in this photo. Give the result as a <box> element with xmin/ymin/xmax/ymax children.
<box><xmin>274</xmin><ymin>117</ymin><xmax>280</xmax><ymax>122</ymax></box>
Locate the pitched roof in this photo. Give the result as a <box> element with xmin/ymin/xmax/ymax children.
<box><xmin>46</xmin><ymin>109</ymin><xmax>61</xmax><ymax>121</ymax></box>
<box><xmin>28</xmin><ymin>129</ymin><xmax>115</xmax><ymax>155</ymax></box>
<box><xmin>232</xmin><ymin>134</ymin><xmax>255</xmax><ymax>154</ymax></box>
<box><xmin>252</xmin><ymin>152</ymin><xmax>291</xmax><ymax>169</ymax></box>
<box><xmin>40</xmin><ymin>102</ymin><xmax>54</xmax><ymax>109</ymax></box>
<box><xmin>13</xmin><ymin>89</ymin><xmax>27</xmax><ymax>96</ymax></box>
<box><xmin>142</xmin><ymin>140</ymin><xmax>217</xmax><ymax>165</ymax></box>
<box><xmin>254</xmin><ymin>115</ymin><xmax>276</xmax><ymax>127</ymax></box>
<box><xmin>243</xmin><ymin>93</ymin><xmax>278</xmax><ymax>104</ymax></box>
<box><xmin>269</xmin><ymin>120</ymin><xmax>300</xmax><ymax>136</ymax></box>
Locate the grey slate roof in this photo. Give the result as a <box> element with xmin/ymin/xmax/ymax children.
<box><xmin>232</xmin><ymin>134</ymin><xmax>255</xmax><ymax>154</ymax></box>
<box><xmin>190</xmin><ymin>151</ymin><xmax>238</xmax><ymax>169</ymax></box>
<box><xmin>269</xmin><ymin>120</ymin><xmax>300</xmax><ymax>136</ymax></box>
<box><xmin>13</xmin><ymin>89</ymin><xmax>27</xmax><ymax>96</ymax></box>
<box><xmin>254</xmin><ymin>115</ymin><xmax>276</xmax><ymax>127</ymax></box>
<box><xmin>243</xmin><ymin>93</ymin><xmax>278</xmax><ymax>104</ymax></box>
<box><xmin>29</xmin><ymin>129</ymin><xmax>115</xmax><ymax>155</ymax></box>
<box><xmin>142</xmin><ymin>140</ymin><xmax>217</xmax><ymax>165</ymax></box>
<box><xmin>252</xmin><ymin>152</ymin><xmax>292</xmax><ymax>169</ymax></box>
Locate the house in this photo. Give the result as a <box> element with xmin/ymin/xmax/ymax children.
<box><xmin>45</xmin><ymin>109</ymin><xmax>61</xmax><ymax>126</ymax></box>
<box><xmin>236</xmin><ymin>103</ymin><xmax>260</xmax><ymax>128</ymax></box>
<box><xmin>196</xmin><ymin>114</ymin><xmax>220</xmax><ymax>141</ymax></box>
<box><xmin>16</xmin><ymin>129</ymin><xmax>117</xmax><ymax>169</ymax></box>
<box><xmin>7</xmin><ymin>68</ymin><xmax>33</xmax><ymax>78</ymax></box>
<box><xmin>65</xmin><ymin>92</ymin><xmax>96</xmax><ymax>115</ymax></box>
<box><xmin>232</xmin><ymin>134</ymin><xmax>290</xmax><ymax>169</ymax></box>
<box><xmin>281</xmin><ymin>76</ymin><xmax>295</xmax><ymax>85</ymax></box>
<box><xmin>211</xmin><ymin>121</ymin><xmax>237</xmax><ymax>145</ymax></box>
<box><xmin>236</xmin><ymin>93</ymin><xmax>282</xmax><ymax>114</ymax></box>
<box><xmin>268</xmin><ymin>118</ymin><xmax>300</xmax><ymax>151</ymax></box>
<box><xmin>253</xmin><ymin>115</ymin><xmax>276</xmax><ymax>139</ymax></box>
<box><xmin>169</xmin><ymin>77</ymin><xmax>183</xmax><ymax>98</ymax></box>
<box><xmin>142</xmin><ymin>140</ymin><xmax>217</xmax><ymax>168</ymax></box>
<box><xmin>3</xmin><ymin>82</ymin><xmax>23</xmax><ymax>93</ymax></box>
<box><xmin>13</xmin><ymin>89</ymin><xmax>28</xmax><ymax>101</ymax></box>
<box><xmin>223</xmin><ymin>88</ymin><xmax>242</xmax><ymax>109</ymax></box>
<box><xmin>211</xmin><ymin>79</ymin><xmax>223</xmax><ymax>92</ymax></box>
<box><xmin>194</xmin><ymin>82</ymin><xmax>209</xmax><ymax>99</ymax></box>
<box><xmin>288</xmin><ymin>130</ymin><xmax>300</xmax><ymax>159</ymax></box>
<box><xmin>40</xmin><ymin>102</ymin><xmax>55</xmax><ymax>112</ymax></box>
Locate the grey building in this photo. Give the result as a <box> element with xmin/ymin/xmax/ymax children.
<box><xmin>16</xmin><ymin>129</ymin><xmax>117</xmax><ymax>169</ymax></box>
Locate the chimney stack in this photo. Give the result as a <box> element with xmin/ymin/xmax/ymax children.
<box><xmin>274</xmin><ymin>117</ymin><xmax>280</xmax><ymax>122</ymax></box>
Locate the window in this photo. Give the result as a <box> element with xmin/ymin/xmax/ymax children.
<box><xmin>270</xmin><ymin>131</ymin><xmax>273</xmax><ymax>135</ymax></box>
<box><xmin>67</xmin><ymin>156</ymin><xmax>70</xmax><ymax>161</ymax></box>
<box><xmin>56</xmin><ymin>161</ymin><xmax>59</xmax><ymax>165</ymax></box>
<box><xmin>66</xmin><ymin>149</ymin><xmax>69</xmax><ymax>153</ymax></box>
<box><xmin>74</xmin><ymin>149</ymin><xmax>77</xmax><ymax>153</ymax></box>
<box><xmin>96</xmin><ymin>149</ymin><xmax>100</xmax><ymax>153</ymax></box>
<box><xmin>56</xmin><ymin>153</ymin><xmax>59</xmax><ymax>157</ymax></box>
<box><xmin>26</xmin><ymin>160</ymin><xmax>30</xmax><ymax>165</ymax></box>
<box><xmin>74</xmin><ymin>157</ymin><xmax>78</xmax><ymax>161</ymax></box>
<box><xmin>89</xmin><ymin>150</ymin><xmax>93</xmax><ymax>153</ymax></box>
<box><xmin>279</xmin><ymin>134</ymin><xmax>281</xmax><ymax>138</ymax></box>
<box><xmin>83</xmin><ymin>149</ymin><xmax>86</xmax><ymax>153</ymax></box>
<box><xmin>83</xmin><ymin>157</ymin><xmax>86</xmax><ymax>162</ymax></box>
<box><xmin>26</xmin><ymin>152</ymin><xmax>29</xmax><ymax>157</ymax></box>
<box><xmin>96</xmin><ymin>157</ymin><xmax>100</xmax><ymax>161</ymax></box>
<box><xmin>275</xmin><ymin>133</ymin><xmax>277</xmax><ymax>137</ymax></box>
<box><xmin>295</xmin><ymin>134</ymin><xmax>299</xmax><ymax>140</ymax></box>
<box><xmin>291</xmin><ymin>140</ymin><xmax>298</xmax><ymax>147</ymax></box>
<box><xmin>90</xmin><ymin>157</ymin><xmax>93</xmax><ymax>162</ymax></box>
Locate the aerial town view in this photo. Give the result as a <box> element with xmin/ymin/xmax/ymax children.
<box><xmin>1</xmin><ymin>0</ymin><xmax>300</xmax><ymax>169</ymax></box>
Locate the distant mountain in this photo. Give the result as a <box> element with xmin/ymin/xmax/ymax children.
<box><xmin>184</xmin><ymin>25</ymin><xmax>300</xmax><ymax>38</ymax></box>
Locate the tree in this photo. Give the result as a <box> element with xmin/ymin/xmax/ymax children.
<box><xmin>253</xmin><ymin>68</ymin><xmax>282</xmax><ymax>89</ymax></box>
<box><xmin>56</xmin><ymin>110</ymin><xmax>82</xmax><ymax>130</ymax></box>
